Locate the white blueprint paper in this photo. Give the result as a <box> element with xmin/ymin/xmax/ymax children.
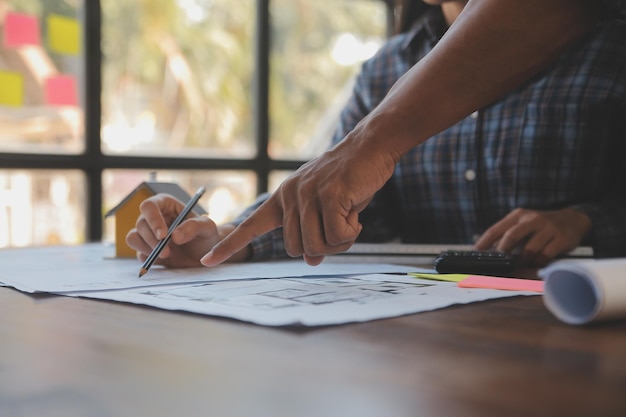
<box><xmin>65</xmin><ymin>274</ymin><xmax>535</xmax><ymax>326</ymax></box>
<box><xmin>0</xmin><ymin>243</ymin><xmax>421</xmax><ymax>293</ymax></box>
<box><xmin>0</xmin><ymin>244</ymin><xmax>537</xmax><ymax>327</ymax></box>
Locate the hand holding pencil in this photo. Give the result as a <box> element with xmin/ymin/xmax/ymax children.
<box><xmin>138</xmin><ymin>186</ymin><xmax>206</xmax><ymax>277</ymax></box>
<box><xmin>126</xmin><ymin>188</ymin><xmax>252</xmax><ymax>273</ymax></box>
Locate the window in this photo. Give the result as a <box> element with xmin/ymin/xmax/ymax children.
<box><xmin>0</xmin><ymin>0</ymin><xmax>86</xmax><ymax>247</ymax></box>
<box><xmin>0</xmin><ymin>0</ymin><xmax>388</xmax><ymax>248</ymax></box>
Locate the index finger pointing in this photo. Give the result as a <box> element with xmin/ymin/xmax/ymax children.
<box><xmin>201</xmin><ymin>197</ymin><xmax>283</xmax><ymax>266</ymax></box>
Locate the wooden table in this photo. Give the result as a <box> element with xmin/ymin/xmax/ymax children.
<box><xmin>1</xmin><ymin>285</ymin><xmax>625</xmax><ymax>417</ymax></box>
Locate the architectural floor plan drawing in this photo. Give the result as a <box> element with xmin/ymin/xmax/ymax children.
<box><xmin>0</xmin><ymin>244</ymin><xmax>538</xmax><ymax>327</ymax></box>
<box><xmin>138</xmin><ymin>276</ymin><xmax>431</xmax><ymax>308</ymax></box>
<box><xmin>67</xmin><ymin>274</ymin><xmax>535</xmax><ymax>326</ymax></box>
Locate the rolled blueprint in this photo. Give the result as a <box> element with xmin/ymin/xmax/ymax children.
<box><xmin>540</xmin><ymin>258</ymin><xmax>626</xmax><ymax>325</ymax></box>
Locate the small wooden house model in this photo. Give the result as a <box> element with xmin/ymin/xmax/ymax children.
<box><xmin>105</xmin><ymin>181</ymin><xmax>207</xmax><ymax>258</ymax></box>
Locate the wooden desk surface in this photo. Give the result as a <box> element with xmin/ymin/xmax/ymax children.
<box><xmin>1</xmin><ymin>286</ymin><xmax>625</xmax><ymax>417</ymax></box>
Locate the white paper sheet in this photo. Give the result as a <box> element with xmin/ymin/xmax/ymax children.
<box><xmin>65</xmin><ymin>274</ymin><xmax>535</xmax><ymax>326</ymax></box>
<box><xmin>540</xmin><ymin>258</ymin><xmax>626</xmax><ymax>325</ymax></box>
<box><xmin>0</xmin><ymin>243</ymin><xmax>422</xmax><ymax>293</ymax></box>
<box><xmin>0</xmin><ymin>244</ymin><xmax>539</xmax><ymax>327</ymax></box>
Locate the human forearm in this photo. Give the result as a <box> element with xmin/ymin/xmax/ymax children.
<box><xmin>360</xmin><ymin>0</ymin><xmax>601</xmax><ymax>159</ymax></box>
<box><xmin>199</xmin><ymin>0</ymin><xmax>606</xmax><ymax>267</ymax></box>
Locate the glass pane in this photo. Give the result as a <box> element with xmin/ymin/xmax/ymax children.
<box><xmin>269</xmin><ymin>170</ymin><xmax>293</xmax><ymax>193</ymax></box>
<box><xmin>269</xmin><ymin>0</ymin><xmax>386</xmax><ymax>160</ymax></box>
<box><xmin>102</xmin><ymin>169</ymin><xmax>257</xmax><ymax>244</ymax></box>
<box><xmin>0</xmin><ymin>0</ymin><xmax>85</xmax><ymax>154</ymax></box>
<box><xmin>0</xmin><ymin>170</ymin><xmax>86</xmax><ymax>248</ymax></box>
<box><xmin>101</xmin><ymin>0</ymin><xmax>255</xmax><ymax>158</ymax></box>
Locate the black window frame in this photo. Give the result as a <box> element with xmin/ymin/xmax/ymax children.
<box><xmin>0</xmin><ymin>0</ymin><xmax>393</xmax><ymax>243</ymax></box>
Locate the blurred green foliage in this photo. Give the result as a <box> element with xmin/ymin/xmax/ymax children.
<box><xmin>8</xmin><ymin>0</ymin><xmax>386</xmax><ymax>158</ymax></box>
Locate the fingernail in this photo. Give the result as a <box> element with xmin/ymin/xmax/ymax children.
<box><xmin>155</xmin><ymin>228</ymin><xmax>164</xmax><ymax>239</ymax></box>
<box><xmin>200</xmin><ymin>251</ymin><xmax>214</xmax><ymax>266</ymax></box>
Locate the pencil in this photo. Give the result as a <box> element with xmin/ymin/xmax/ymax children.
<box><xmin>138</xmin><ymin>186</ymin><xmax>206</xmax><ymax>278</ymax></box>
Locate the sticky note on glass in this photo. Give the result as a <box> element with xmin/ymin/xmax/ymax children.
<box><xmin>47</xmin><ymin>14</ymin><xmax>81</xmax><ymax>55</ymax></box>
<box><xmin>3</xmin><ymin>12</ymin><xmax>41</xmax><ymax>48</ymax></box>
<box><xmin>45</xmin><ymin>75</ymin><xmax>78</xmax><ymax>106</ymax></box>
<box><xmin>0</xmin><ymin>71</ymin><xmax>24</xmax><ymax>107</ymax></box>
<box><xmin>458</xmin><ymin>275</ymin><xmax>544</xmax><ymax>293</ymax></box>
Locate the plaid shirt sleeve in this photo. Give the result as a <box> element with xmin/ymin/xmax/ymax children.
<box><xmin>574</xmin><ymin>201</ymin><xmax>626</xmax><ymax>258</ymax></box>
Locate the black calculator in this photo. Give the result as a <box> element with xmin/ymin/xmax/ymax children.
<box><xmin>434</xmin><ymin>250</ymin><xmax>516</xmax><ymax>275</ymax></box>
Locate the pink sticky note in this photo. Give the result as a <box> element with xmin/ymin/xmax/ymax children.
<box><xmin>458</xmin><ymin>275</ymin><xmax>544</xmax><ymax>293</ymax></box>
<box><xmin>3</xmin><ymin>12</ymin><xmax>41</xmax><ymax>48</ymax></box>
<box><xmin>45</xmin><ymin>75</ymin><xmax>78</xmax><ymax>106</ymax></box>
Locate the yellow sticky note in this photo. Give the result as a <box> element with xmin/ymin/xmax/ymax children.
<box><xmin>0</xmin><ymin>71</ymin><xmax>24</xmax><ymax>107</ymax></box>
<box><xmin>47</xmin><ymin>14</ymin><xmax>81</xmax><ymax>55</ymax></box>
<box><xmin>409</xmin><ymin>273</ymin><xmax>469</xmax><ymax>283</ymax></box>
